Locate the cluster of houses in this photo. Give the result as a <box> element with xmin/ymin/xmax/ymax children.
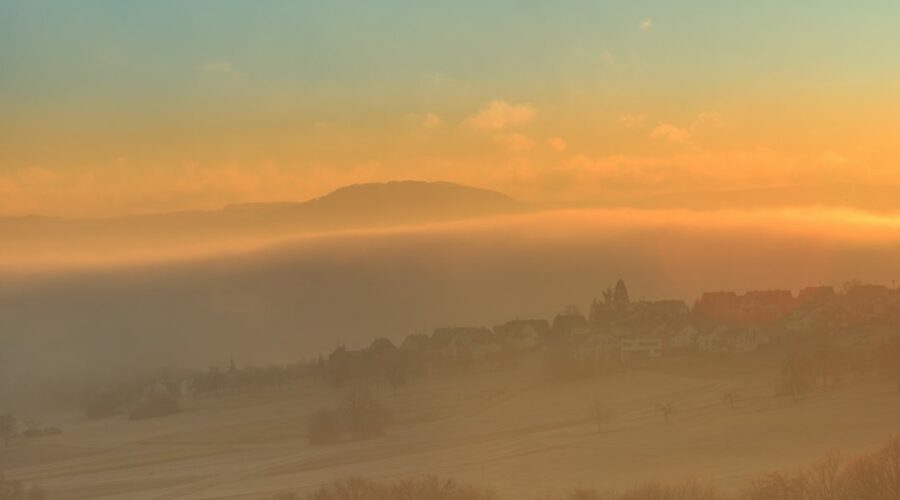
<box><xmin>345</xmin><ymin>280</ymin><xmax>900</xmax><ymax>367</ymax></box>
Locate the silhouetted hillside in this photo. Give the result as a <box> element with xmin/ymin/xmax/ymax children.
<box><xmin>0</xmin><ymin>181</ymin><xmax>523</xmax><ymax>260</ymax></box>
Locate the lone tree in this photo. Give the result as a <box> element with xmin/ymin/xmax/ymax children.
<box><xmin>657</xmin><ymin>403</ymin><xmax>676</xmax><ymax>422</ymax></box>
<box><xmin>588</xmin><ymin>400</ymin><xmax>613</xmax><ymax>433</ymax></box>
<box><xmin>0</xmin><ymin>414</ymin><xmax>17</xmax><ymax>447</ymax></box>
<box><xmin>721</xmin><ymin>389</ymin><xmax>740</xmax><ymax>410</ymax></box>
<box><xmin>384</xmin><ymin>351</ymin><xmax>415</xmax><ymax>395</ymax></box>
<box><xmin>882</xmin><ymin>336</ymin><xmax>900</xmax><ymax>392</ymax></box>
<box><xmin>782</xmin><ymin>353</ymin><xmax>813</xmax><ymax>401</ymax></box>
<box><xmin>339</xmin><ymin>386</ymin><xmax>388</xmax><ymax>440</ymax></box>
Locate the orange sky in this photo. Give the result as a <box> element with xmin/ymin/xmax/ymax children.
<box><xmin>2</xmin><ymin>1</ymin><xmax>900</xmax><ymax>217</ymax></box>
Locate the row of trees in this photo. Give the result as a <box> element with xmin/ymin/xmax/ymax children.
<box><xmin>0</xmin><ymin>472</ymin><xmax>45</xmax><ymax>500</ymax></box>
<box><xmin>325</xmin><ymin>347</ymin><xmax>423</xmax><ymax>393</ymax></box>
<box><xmin>780</xmin><ymin>336</ymin><xmax>900</xmax><ymax>401</ymax></box>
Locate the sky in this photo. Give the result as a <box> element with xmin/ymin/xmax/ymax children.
<box><xmin>2</xmin><ymin>0</ymin><xmax>900</xmax><ymax>217</ymax></box>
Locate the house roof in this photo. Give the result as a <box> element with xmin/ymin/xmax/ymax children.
<box><xmin>367</xmin><ymin>337</ymin><xmax>397</xmax><ymax>352</ymax></box>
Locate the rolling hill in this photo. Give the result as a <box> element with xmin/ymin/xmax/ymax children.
<box><xmin>0</xmin><ymin>181</ymin><xmax>524</xmax><ymax>261</ymax></box>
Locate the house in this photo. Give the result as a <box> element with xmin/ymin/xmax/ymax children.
<box><xmin>642</xmin><ymin>300</ymin><xmax>690</xmax><ymax>322</ymax></box>
<box><xmin>468</xmin><ymin>329</ymin><xmax>502</xmax><ymax>357</ymax></box>
<box><xmin>551</xmin><ymin>313</ymin><xmax>590</xmax><ymax>341</ymax></box>
<box><xmin>493</xmin><ymin>319</ymin><xmax>549</xmax><ymax>350</ymax></box>
<box><xmin>619</xmin><ymin>336</ymin><xmax>663</xmax><ymax>363</ymax></box>
<box><xmin>694</xmin><ymin>291</ymin><xmax>740</xmax><ymax>323</ymax></box>
<box><xmin>847</xmin><ymin>284</ymin><xmax>891</xmax><ymax>302</ymax></box>
<box><xmin>739</xmin><ymin>290</ymin><xmax>796</xmax><ymax>323</ymax></box>
<box><xmin>785</xmin><ymin>309</ymin><xmax>822</xmax><ymax>335</ymax></box>
<box><xmin>797</xmin><ymin>286</ymin><xmax>835</xmax><ymax>305</ymax></box>
<box><xmin>576</xmin><ymin>332</ymin><xmax>618</xmax><ymax>362</ymax></box>
<box><xmin>730</xmin><ymin>327</ymin><xmax>771</xmax><ymax>353</ymax></box>
<box><xmin>698</xmin><ymin>326</ymin><xmax>770</xmax><ymax>353</ymax></box>
<box><xmin>400</xmin><ymin>334</ymin><xmax>431</xmax><ymax>353</ymax></box>
<box><xmin>366</xmin><ymin>337</ymin><xmax>396</xmax><ymax>354</ymax></box>
<box><xmin>667</xmin><ymin>325</ymin><xmax>699</xmax><ymax>349</ymax></box>
<box><xmin>431</xmin><ymin>327</ymin><xmax>497</xmax><ymax>359</ymax></box>
<box><xmin>697</xmin><ymin>329</ymin><xmax>720</xmax><ymax>353</ymax></box>
<box><xmin>363</xmin><ymin>337</ymin><xmax>397</xmax><ymax>363</ymax></box>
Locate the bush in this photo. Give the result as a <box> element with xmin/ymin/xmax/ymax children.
<box><xmin>742</xmin><ymin>436</ymin><xmax>900</xmax><ymax>500</ymax></box>
<box><xmin>269</xmin><ymin>436</ymin><xmax>900</xmax><ymax>500</ymax></box>
<box><xmin>129</xmin><ymin>393</ymin><xmax>180</xmax><ymax>421</ymax></box>
<box><xmin>836</xmin><ymin>436</ymin><xmax>900</xmax><ymax>500</ymax></box>
<box><xmin>550</xmin><ymin>478</ymin><xmax>722</xmax><ymax>500</ymax></box>
<box><xmin>307</xmin><ymin>408</ymin><xmax>341</xmax><ymax>445</ymax></box>
<box><xmin>272</xmin><ymin>476</ymin><xmax>499</xmax><ymax>500</ymax></box>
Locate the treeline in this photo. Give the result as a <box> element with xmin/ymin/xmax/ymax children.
<box><xmin>0</xmin><ymin>414</ymin><xmax>61</xmax><ymax>448</ymax></box>
<box><xmin>0</xmin><ymin>472</ymin><xmax>45</xmax><ymax>500</ymax></box>
<box><xmin>80</xmin><ymin>360</ymin><xmax>322</xmax><ymax>421</ymax></box>
<box><xmin>267</xmin><ymin>436</ymin><xmax>900</xmax><ymax>500</ymax></box>
<box><xmin>779</xmin><ymin>335</ymin><xmax>900</xmax><ymax>401</ymax></box>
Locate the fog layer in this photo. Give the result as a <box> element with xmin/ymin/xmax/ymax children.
<box><xmin>3</xmin><ymin>208</ymin><xmax>900</xmax><ymax>406</ymax></box>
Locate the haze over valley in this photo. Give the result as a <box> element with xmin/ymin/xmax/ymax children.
<box><xmin>4</xmin><ymin>2</ymin><xmax>900</xmax><ymax>499</ymax></box>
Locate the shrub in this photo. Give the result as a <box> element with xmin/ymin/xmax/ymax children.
<box><xmin>840</xmin><ymin>436</ymin><xmax>900</xmax><ymax>500</ymax></box>
<box><xmin>279</xmin><ymin>476</ymin><xmax>499</xmax><ymax>500</ymax></box>
<box><xmin>307</xmin><ymin>408</ymin><xmax>341</xmax><ymax>445</ymax></box>
<box><xmin>742</xmin><ymin>436</ymin><xmax>900</xmax><ymax>500</ymax></box>
<box><xmin>618</xmin><ymin>478</ymin><xmax>722</xmax><ymax>500</ymax></box>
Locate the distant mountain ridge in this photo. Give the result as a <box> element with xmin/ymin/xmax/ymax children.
<box><xmin>0</xmin><ymin>181</ymin><xmax>524</xmax><ymax>259</ymax></box>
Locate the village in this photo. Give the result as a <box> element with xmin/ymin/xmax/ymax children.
<box><xmin>7</xmin><ymin>279</ymin><xmax>900</xmax><ymax>444</ymax></box>
<box><xmin>5</xmin><ymin>279</ymin><xmax>900</xmax><ymax>500</ymax></box>
<box><xmin>335</xmin><ymin>280</ymin><xmax>900</xmax><ymax>373</ymax></box>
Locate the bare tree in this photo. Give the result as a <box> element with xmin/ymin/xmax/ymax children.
<box><xmin>781</xmin><ymin>353</ymin><xmax>813</xmax><ymax>402</ymax></box>
<box><xmin>656</xmin><ymin>403</ymin><xmax>676</xmax><ymax>422</ymax></box>
<box><xmin>23</xmin><ymin>419</ymin><xmax>42</xmax><ymax>438</ymax></box>
<box><xmin>588</xmin><ymin>400</ymin><xmax>613</xmax><ymax>433</ymax></box>
<box><xmin>882</xmin><ymin>335</ymin><xmax>900</xmax><ymax>392</ymax></box>
<box><xmin>384</xmin><ymin>351</ymin><xmax>415</xmax><ymax>395</ymax></box>
<box><xmin>339</xmin><ymin>386</ymin><xmax>388</xmax><ymax>440</ymax></box>
<box><xmin>561</xmin><ymin>304</ymin><xmax>582</xmax><ymax>316</ymax></box>
<box><xmin>721</xmin><ymin>389</ymin><xmax>740</xmax><ymax>410</ymax></box>
<box><xmin>0</xmin><ymin>414</ymin><xmax>17</xmax><ymax>447</ymax></box>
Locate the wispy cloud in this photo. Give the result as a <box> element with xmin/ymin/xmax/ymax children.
<box><xmin>650</xmin><ymin>123</ymin><xmax>691</xmax><ymax>144</ymax></box>
<box><xmin>600</xmin><ymin>49</ymin><xmax>615</xmax><ymax>65</ymax></box>
<box><xmin>620</xmin><ymin>114</ymin><xmax>647</xmax><ymax>129</ymax></box>
<box><xmin>198</xmin><ymin>59</ymin><xmax>246</xmax><ymax>80</ymax></box>
<box><xmin>466</xmin><ymin>100</ymin><xmax>536</xmax><ymax>131</ymax></box>
<box><xmin>693</xmin><ymin>112</ymin><xmax>724</xmax><ymax>130</ymax></box>
<box><xmin>493</xmin><ymin>132</ymin><xmax>535</xmax><ymax>152</ymax></box>
<box><xmin>200</xmin><ymin>60</ymin><xmax>234</xmax><ymax>73</ymax></box>
<box><xmin>407</xmin><ymin>112</ymin><xmax>443</xmax><ymax>129</ymax></box>
<box><xmin>547</xmin><ymin>137</ymin><xmax>568</xmax><ymax>152</ymax></box>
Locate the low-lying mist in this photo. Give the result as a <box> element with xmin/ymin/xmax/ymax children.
<box><xmin>3</xmin><ymin>208</ymin><xmax>900</xmax><ymax>408</ymax></box>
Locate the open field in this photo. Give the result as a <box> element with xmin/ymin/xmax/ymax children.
<box><xmin>4</xmin><ymin>353</ymin><xmax>900</xmax><ymax>500</ymax></box>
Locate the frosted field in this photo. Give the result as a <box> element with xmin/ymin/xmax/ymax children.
<box><xmin>5</xmin><ymin>353</ymin><xmax>900</xmax><ymax>500</ymax></box>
